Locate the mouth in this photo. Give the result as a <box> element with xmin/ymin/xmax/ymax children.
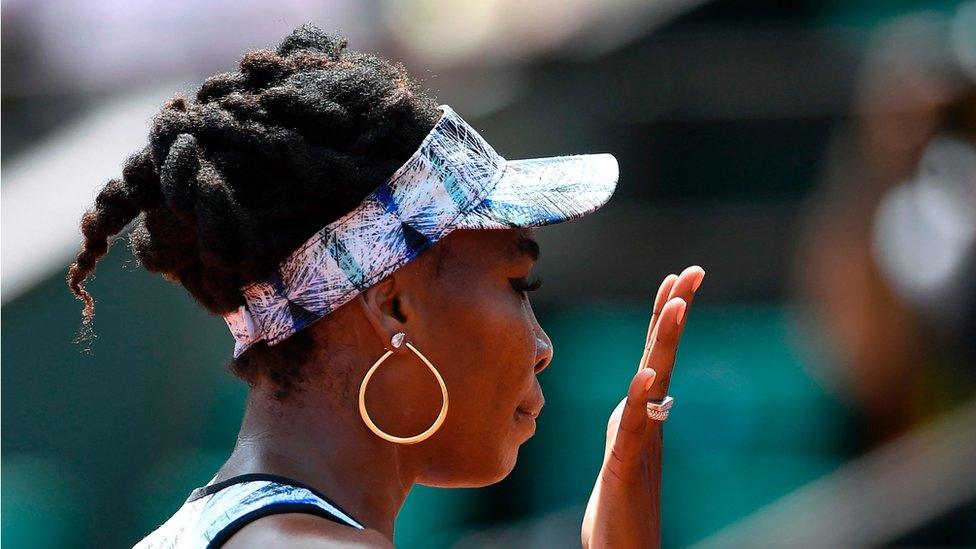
<box><xmin>515</xmin><ymin>408</ymin><xmax>537</xmax><ymax>421</ymax></box>
<box><xmin>516</xmin><ymin>394</ymin><xmax>545</xmax><ymax>420</ymax></box>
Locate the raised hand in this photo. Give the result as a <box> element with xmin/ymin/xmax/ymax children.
<box><xmin>581</xmin><ymin>266</ymin><xmax>705</xmax><ymax>549</ymax></box>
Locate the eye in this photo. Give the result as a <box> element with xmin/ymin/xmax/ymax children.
<box><xmin>510</xmin><ymin>275</ymin><xmax>543</xmax><ymax>295</ymax></box>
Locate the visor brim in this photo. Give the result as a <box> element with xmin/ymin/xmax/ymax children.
<box><xmin>454</xmin><ymin>153</ymin><xmax>618</xmax><ymax>230</ymax></box>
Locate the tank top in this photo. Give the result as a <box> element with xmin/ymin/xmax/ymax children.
<box><xmin>133</xmin><ymin>473</ymin><xmax>365</xmax><ymax>548</ymax></box>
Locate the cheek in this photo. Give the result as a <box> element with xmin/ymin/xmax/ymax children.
<box><xmin>439</xmin><ymin>292</ymin><xmax>537</xmax><ymax>422</ymax></box>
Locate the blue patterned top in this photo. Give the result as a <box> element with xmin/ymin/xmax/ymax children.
<box><xmin>133</xmin><ymin>474</ymin><xmax>364</xmax><ymax>548</ymax></box>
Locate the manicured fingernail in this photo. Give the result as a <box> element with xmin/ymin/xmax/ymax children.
<box><xmin>676</xmin><ymin>302</ymin><xmax>686</xmax><ymax>324</ymax></box>
<box><xmin>644</xmin><ymin>369</ymin><xmax>657</xmax><ymax>391</ymax></box>
<box><xmin>693</xmin><ymin>272</ymin><xmax>704</xmax><ymax>292</ymax></box>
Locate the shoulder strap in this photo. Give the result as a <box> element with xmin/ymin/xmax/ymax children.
<box><xmin>190</xmin><ymin>474</ymin><xmax>365</xmax><ymax>548</ymax></box>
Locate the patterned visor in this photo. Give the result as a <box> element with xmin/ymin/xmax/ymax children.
<box><xmin>223</xmin><ymin>104</ymin><xmax>618</xmax><ymax>358</ymax></box>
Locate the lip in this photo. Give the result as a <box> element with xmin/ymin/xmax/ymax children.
<box><xmin>514</xmin><ymin>408</ymin><xmax>538</xmax><ymax>438</ymax></box>
<box><xmin>515</xmin><ymin>408</ymin><xmax>539</xmax><ymax>421</ymax></box>
<box><xmin>516</xmin><ymin>394</ymin><xmax>545</xmax><ymax>419</ymax></box>
<box><xmin>515</xmin><ymin>406</ymin><xmax>540</xmax><ymax>419</ymax></box>
<box><xmin>515</xmin><ymin>409</ymin><xmax>537</xmax><ymax>425</ymax></box>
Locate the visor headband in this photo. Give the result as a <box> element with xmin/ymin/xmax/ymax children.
<box><xmin>222</xmin><ymin>105</ymin><xmax>505</xmax><ymax>358</ymax></box>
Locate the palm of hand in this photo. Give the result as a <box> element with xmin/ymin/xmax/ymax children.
<box><xmin>581</xmin><ymin>266</ymin><xmax>704</xmax><ymax>549</ymax></box>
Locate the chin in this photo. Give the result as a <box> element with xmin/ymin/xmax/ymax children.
<box><xmin>463</xmin><ymin>458</ymin><xmax>518</xmax><ymax>488</ymax></box>
<box><xmin>487</xmin><ymin>440</ymin><xmax>523</xmax><ymax>484</ymax></box>
<box><xmin>423</xmin><ymin>443</ymin><xmax>520</xmax><ymax>488</ymax></box>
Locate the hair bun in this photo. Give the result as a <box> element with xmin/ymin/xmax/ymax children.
<box><xmin>277</xmin><ymin>23</ymin><xmax>347</xmax><ymax>60</ymax></box>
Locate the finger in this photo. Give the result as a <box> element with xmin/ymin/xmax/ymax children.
<box><xmin>638</xmin><ymin>274</ymin><xmax>678</xmax><ymax>373</ymax></box>
<box><xmin>648</xmin><ymin>274</ymin><xmax>679</xmax><ymax>339</ymax></box>
<box><xmin>645</xmin><ymin>265</ymin><xmax>704</xmax><ymax>373</ymax></box>
<box><xmin>609</xmin><ymin>368</ymin><xmax>657</xmax><ymax>469</ymax></box>
<box><xmin>646</xmin><ymin>297</ymin><xmax>686</xmax><ymax>402</ymax></box>
<box><xmin>668</xmin><ymin>266</ymin><xmax>704</xmax><ymax>370</ymax></box>
<box><xmin>667</xmin><ymin>265</ymin><xmax>705</xmax><ymax>328</ymax></box>
<box><xmin>644</xmin><ymin>265</ymin><xmax>705</xmax><ymax>358</ymax></box>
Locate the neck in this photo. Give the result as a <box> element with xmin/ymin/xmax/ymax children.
<box><xmin>216</xmin><ymin>381</ymin><xmax>421</xmax><ymax>542</ymax></box>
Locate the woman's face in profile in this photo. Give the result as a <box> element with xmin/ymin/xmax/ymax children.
<box><xmin>384</xmin><ymin>227</ymin><xmax>554</xmax><ymax>487</ymax></box>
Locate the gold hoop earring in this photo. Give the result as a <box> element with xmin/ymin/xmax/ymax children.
<box><xmin>358</xmin><ymin>332</ymin><xmax>449</xmax><ymax>445</ymax></box>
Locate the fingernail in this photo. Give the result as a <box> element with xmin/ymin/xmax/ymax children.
<box><xmin>693</xmin><ymin>272</ymin><xmax>704</xmax><ymax>292</ymax></box>
<box><xmin>676</xmin><ymin>302</ymin><xmax>686</xmax><ymax>324</ymax></box>
<box><xmin>644</xmin><ymin>369</ymin><xmax>657</xmax><ymax>391</ymax></box>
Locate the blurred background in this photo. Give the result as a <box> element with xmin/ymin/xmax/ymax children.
<box><xmin>3</xmin><ymin>0</ymin><xmax>975</xmax><ymax>546</ymax></box>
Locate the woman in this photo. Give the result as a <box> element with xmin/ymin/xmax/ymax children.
<box><xmin>67</xmin><ymin>24</ymin><xmax>704</xmax><ymax>548</ymax></box>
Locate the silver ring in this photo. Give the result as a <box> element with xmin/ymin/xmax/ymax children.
<box><xmin>646</xmin><ymin>395</ymin><xmax>674</xmax><ymax>421</ymax></box>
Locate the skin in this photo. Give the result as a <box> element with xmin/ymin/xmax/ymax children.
<box><xmin>582</xmin><ymin>265</ymin><xmax>705</xmax><ymax>548</ymax></box>
<box><xmin>215</xmin><ymin>226</ymin><xmax>705</xmax><ymax>548</ymax></box>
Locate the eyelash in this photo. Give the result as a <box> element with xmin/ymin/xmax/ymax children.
<box><xmin>510</xmin><ymin>275</ymin><xmax>543</xmax><ymax>295</ymax></box>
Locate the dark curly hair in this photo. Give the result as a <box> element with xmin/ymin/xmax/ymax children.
<box><xmin>66</xmin><ymin>23</ymin><xmax>440</xmax><ymax>399</ymax></box>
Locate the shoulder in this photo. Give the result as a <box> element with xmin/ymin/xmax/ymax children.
<box><xmin>221</xmin><ymin>512</ymin><xmax>393</xmax><ymax>548</ymax></box>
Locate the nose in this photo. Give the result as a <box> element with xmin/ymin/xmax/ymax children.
<box><xmin>534</xmin><ymin>332</ymin><xmax>554</xmax><ymax>374</ymax></box>
<box><xmin>527</xmin><ymin>301</ymin><xmax>553</xmax><ymax>374</ymax></box>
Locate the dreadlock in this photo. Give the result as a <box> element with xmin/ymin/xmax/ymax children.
<box><xmin>66</xmin><ymin>23</ymin><xmax>440</xmax><ymax>399</ymax></box>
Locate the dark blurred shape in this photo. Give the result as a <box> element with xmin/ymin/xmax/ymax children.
<box><xmin>795</xmin><ymin>3</ymin><xmax>976</xmax><ymax>446</ymax></box>
<box><xmin>784</xmin><ymin>3</ymin><xmax>976</xmax><ymax>545</ymax></box>
<box><xmin>873</xmin><ymin>129</ymin><xmax>976</xmax><ymax>351</ymax></box>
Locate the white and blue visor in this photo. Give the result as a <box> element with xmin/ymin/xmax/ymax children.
<box><xmin>224</xmin><ymin>104</ymin><xmax>618</xmax><ymax>358</ymax></box>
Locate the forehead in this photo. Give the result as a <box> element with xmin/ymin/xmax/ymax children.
<box><xmin>428</xmin><ymin>228</ymin><xmax>538</xmax><ymax>276</ymax></box>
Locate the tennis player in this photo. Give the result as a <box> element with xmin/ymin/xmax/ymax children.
<box><xmin>67</xmin><ymin>23</ymin><xmax>704</xmax><ymax>548</ymax></box>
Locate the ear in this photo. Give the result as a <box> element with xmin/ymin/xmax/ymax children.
<box><xmin>358</xmin><ymin>275</ymin><xmax>409</xmax><ymax>353</ymax></box>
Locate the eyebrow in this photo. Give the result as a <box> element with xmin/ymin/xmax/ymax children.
<box><xmin>512</xmin><ymin>235</ymin><xmax>540</xmax><ymax>262</ymax></box>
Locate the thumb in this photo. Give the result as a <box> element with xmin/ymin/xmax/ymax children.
<box><xmin>607</xmin><ymin>368</ymin><xmax>657</xmax><ymax>470</ymax></box>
